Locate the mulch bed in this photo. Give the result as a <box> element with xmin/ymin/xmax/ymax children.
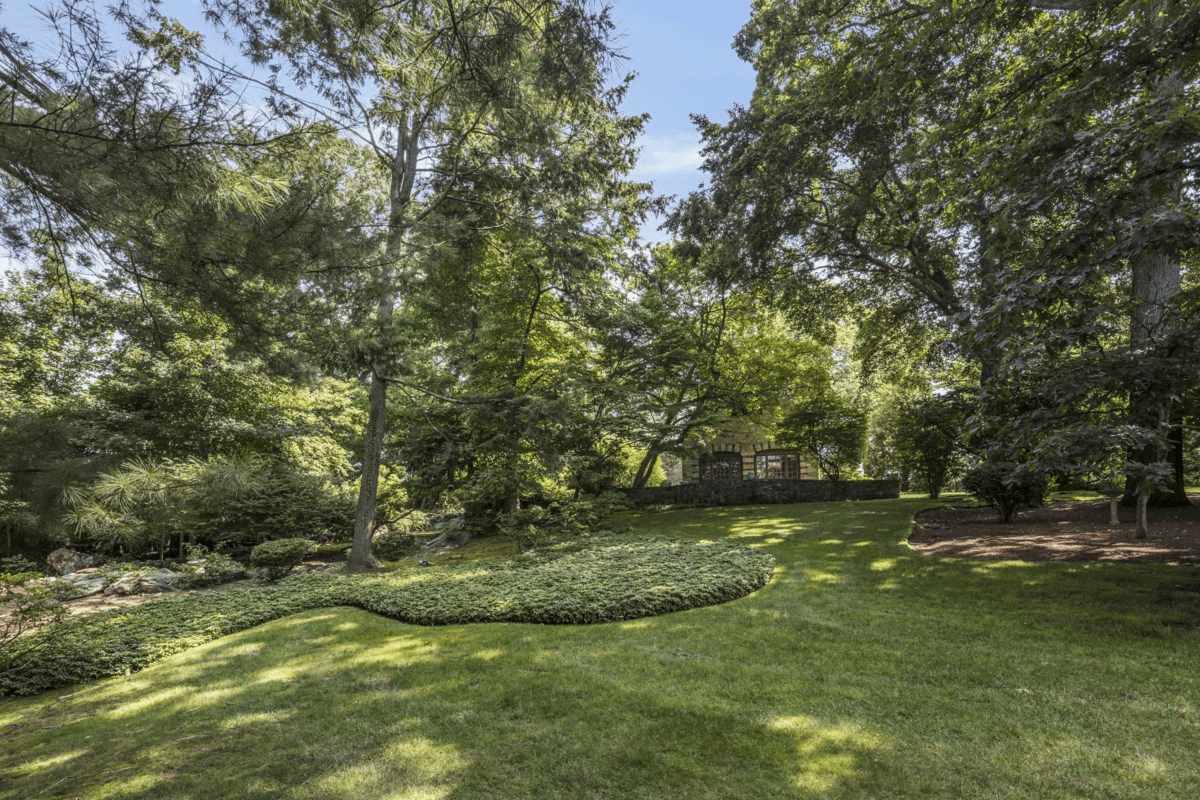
<box><xmin>910</xmin><ymin>495</ymin><xmax>1200</xmax><ymax>566</ymax></box>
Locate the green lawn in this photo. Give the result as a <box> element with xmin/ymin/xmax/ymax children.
<box><xmin>2</xmin><ymin>497</ymin><xmax>1198</xmax><ymax>799</ymax></box>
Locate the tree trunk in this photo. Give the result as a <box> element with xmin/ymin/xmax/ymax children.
<box><xmin>1170</xmin><ymin>424</ymin><xmax>1186</xmax><ymax>497</ymax></box>
<box><xmin>631</xmin><ymin>448</ymin><xmax>661</xmax><ymax>489</ymax></box>
<box><xmin>1136</xmin><ymin>489</ymin><xmax>1150</xmax><ymax>540</ymax></box>
<box><xmin>1123</xmin><ymin>251</ymin><xmax>1189</xmax><ymax>507</ymax></box>
<box><xmin>349</xmin><ymin>370</ymin><xmax>387</xmax><ymax>572</ymax></box>
<box><xmin>1123</xmin><ymin>36</ymin><xmax>1189</xmax><ymax>507</ymax></box>
<box><xmin>347</xmin><ymin>120</ymin><xmax>417</xmax><ymax>570</ymax></box>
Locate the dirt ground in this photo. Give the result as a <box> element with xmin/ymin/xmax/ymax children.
<box><xmin>910</xmin><ymin>495</ymin><xmax>1200</xmax><ymax>566</ymax></box>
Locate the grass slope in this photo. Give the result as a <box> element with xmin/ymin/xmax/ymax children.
<box><xmin>2</xmin><ymin>497</ymin><xmax>1199</xmax><ymax>799</ymax></box>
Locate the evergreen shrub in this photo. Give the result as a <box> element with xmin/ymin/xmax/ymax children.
<box><xmin>497</xmin><ymin>492</ymin><xmax>633</xmax><ymax>552</ymax></box>
<box><xmin>195</xmin><ymin>471</ymin><xmax>354</xmax><ymax>547</ymax></box>
<box><xmin>371</xmin><ymin>511</ymin><xmax>428</xmax><ymax>560</ymax></box>
<box><xmin>371</xmin><ymin>532</ymin><xmax>418</xmax><ymax>561</ymax></box>
<box><xmin>175</xmin><ymin>545</ymin><xmax>247</xmax><ymax>588</ymax></box>
<box><xmin>249</xmin><ymin>538</ymin><xmax>314</xmax><ymax>580</ymax></box>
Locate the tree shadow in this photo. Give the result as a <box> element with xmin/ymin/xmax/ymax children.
<box><xmin>1</xmin><ymin>608</ymin><xmax>883</xmax><ymax>799</ymax></box>
<box><xmin>4</xmin><ymin>497</ymin><xmax>1197</xmax><ymax>799</ymax></box>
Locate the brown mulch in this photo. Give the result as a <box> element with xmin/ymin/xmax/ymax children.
<box><xmin>910</xmin><ymin>495</ymin><xmax>1200</xmax><ymax>566</ymax></box>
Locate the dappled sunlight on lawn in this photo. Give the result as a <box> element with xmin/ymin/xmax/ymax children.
<box><xmin>106</xmin><ymin>687</ymin><xmax>194</xmax><ymax>718</ymax></box>
<box><xmin>291</xmin><ymin>736</ymin><xmax>465</xmax><ymax>800</ymax></box>
<box><xmin>766</xmin><ymin>715</ymin><xmax>881</xmax><ymax>794</ymax></box>
<box><xmin>215</xmin><ymin>709</ymin><xmax>293</xmax><ymax>729</ymax></box>
<box><xmin>968</xmin><ymin>560</ymin><xmax>1045</xmax><ymax>576</ymax></box>
<box><xmin>4</xmin><ymin>497</ymin><xmax>1199</xmax><ymax>799</ymax></box>
<box><xmin>616</xmin><ymin>618</ymin><xmax>653</xmax><ymax>630</ymax></box>
<box><xmin>801</xmin><ymin>568</ymin><xmax>843</xmax><ymax>585</ymax></box>
<box><xmin>4</xmin><ymin>749</ymin><xmax>88</xmax><ymax>777</ymax></box>
<box><xmin>469</xmin><ymin>648</ymin><xmax>504</xmax><ymax>661</ymax></box>
<box><xmin>0</xmin><ymin>609</ymin><xmax>473</xmax><ymax>800</ymax></box>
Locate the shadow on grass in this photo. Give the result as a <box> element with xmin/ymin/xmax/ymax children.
<box><xmin>643</xmin><ymin>498</ymin><xmax>1199</xmax><ymax>637</ymax></box>
<box><xmin>1</xmin><ymin>608</ymin><xmax>880</xmax><ymax>800</ymax></box>
<box><xmin>4</xmin><ymin>497</ymin><xmax>1198</xmax><ymax>799</ymax></box>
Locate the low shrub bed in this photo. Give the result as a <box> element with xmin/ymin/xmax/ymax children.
<box><xmin>0</xmin><ymin>534</ymin><xmax>773</xmax><ymax>696</ymax></box>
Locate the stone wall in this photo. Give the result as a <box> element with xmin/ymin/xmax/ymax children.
<box><xmin>625</xmin><ymin>479</ymin><xmax>900</xmax><ymax>507</ymax></box>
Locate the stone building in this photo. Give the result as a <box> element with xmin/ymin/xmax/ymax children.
<box><xmin>661</xmin><ymin>419</ymin><xmax>815</xmax><ymax>486</ymax></box>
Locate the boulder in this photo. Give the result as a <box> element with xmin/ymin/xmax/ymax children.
<box><xmin>104</xmin><ymin>575</ymin><xmax>140</xmax><ymax>596</ymax></box>
<box><xmin>138</xmin><ymin>569</ymin><xmax>184</xmax><ymax>593</ymax></box>
<box><xmin>417</xmin><ymin>528</ymin><xmax>474</xmax><ymax>557</ymax></box>
<box><xmin>46</xmin><ymin>548</ymin><xmax>94</xmax><ymax>576</ymax></box>
<box><xmin>61</xmin><ymin>578</ymin><xmax>107</xmax><ymax>599</ymax></box>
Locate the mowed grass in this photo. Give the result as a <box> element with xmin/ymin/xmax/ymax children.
<box><xmin>2</xmin><ymin>496</ymin><xmax>1199</xmax><ymax>799</ymax></box>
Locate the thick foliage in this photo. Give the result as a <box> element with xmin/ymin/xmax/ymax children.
<box><xmin>892</xmin><ymin>395</ymin><xmax>967</xmax><ymax>499</ymax></box>
<box><xmin>370</xmin><ymin>511</ymin><xmax>429</xmax><ymax>560</ymax></box>
<box><xmin>68</xmin><ymin>459</ymin><xmax>355</xmax><ymax>555</ymax></box>
<box><xmin>370</xmin><ymin>532</ymin><xmax>418</xmax><ymax>561</ymax></box>
<box><xmin>496</xmin><ymin>492</ymin><xmax>633</xmax><ymax>551</ymax></box>
<box><xmin>248</xmin><ymin>538</ymin><xmax>314</xmax><ymax>581</ymax></box>
<box><xmin>174</xmin><ymin>546</ymin><xmax>247</xmax><ymax>589</ymax></box>
<box><xmin>191</xmin><ymin>470</ymin><xmax>355</xmax><ymax>547</ymax></box>
<box><xmin>0</xmin><ymin>534</ymin><xmax>774</xmax><ymax>696</ymax></box>
<box><xmin>1</xmin><ymin>570</ymin><xmax>67</xmax><ymax>653</ymax></box>
<box><xmin>779</xmin><ymin>393</ymin><xmax>867</xmax><ymax>480</ymax></box>
<box><xmin>963</xmin><ymin>464</ymin><xmax>1048</xmax><ymax>524</ymax></box>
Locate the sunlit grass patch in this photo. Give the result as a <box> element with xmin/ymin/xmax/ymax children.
<box><xmin>1</xmin><ymin>498</ymin><xmax>1198</xmax><ymax>799</ymax></box>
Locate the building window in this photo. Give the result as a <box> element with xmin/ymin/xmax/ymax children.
<box><xmin>699</xmin><ymin>452</ymin><xmax>743</xmax><ymax>481</ymax></box>
<box><xmin>755</xmin><ymin>451</ymin><xmax>800</xmax><ymax>480</ymax></box>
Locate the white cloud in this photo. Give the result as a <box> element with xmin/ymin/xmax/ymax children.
<box><xmin>634</xmin><ymin>134</ymin><xmax>704</xmax><ymax>176</ymax></box>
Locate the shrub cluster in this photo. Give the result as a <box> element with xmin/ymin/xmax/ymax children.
<box><xmin>496</xmin><ymin>493</ymin><xmax>633</xmax><ymax>552</ymax></box>
<box><xmin>187</xmin><ymin>470</ymin><xmax>355</xmax><ymax>547</ymax></box>
<box><xmin>371</xmin><ymin>511</ymin><xmax>429</xmax><ymax>561</ymax></box>
<box><xmin>0</xmin><ymin>534</ymin><xmax>774</xmax><ymax>696</ymax></box>
<box><xmin>249</xmin><ymin>538</ymin><xmax>315</xmax><ymax>581</ymax></box>
<box><xmin>371</xmin><ymin>532</ymin><xmax>418</xmax><ymax>561</ymax></box>
<box><xmin>0</xmin><ymin>555</ymin><xmax>41</xmax><ymax>579</ymax></box>
<box><xmin>2</xmin><ymin>567</ymin><xmax>68</xmax><ymax>652</ymax></box>
<box><xmin>963</xmin><ymin>463</ymin><xmax>1048</xmax><ymax>523</ymax></box>
<box><xmin>175</xmin><ymin>545</ymin><xmax>247</xmax><ymax>588</ymax></box>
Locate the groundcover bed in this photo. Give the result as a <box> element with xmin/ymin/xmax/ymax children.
<box><xmin>0</xmin><ymin>534</ymin><xmax>775</xmax><ymax>697</ymax></box>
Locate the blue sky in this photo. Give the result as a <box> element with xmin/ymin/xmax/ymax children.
<box><xmin>609</xmin><ymin>0</ymin><xmax>757</xmax><ymax>239</ymax></box>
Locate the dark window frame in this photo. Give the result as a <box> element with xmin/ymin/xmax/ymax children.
<box><xmin>755</xmin><ymin>450</ymin><xmax>801</xmax><ymax>480</ymax></box>
<box><xmin>699</xmin><ymin>451</ymin><xmax>743</xmax><ymax>482</ymax></box>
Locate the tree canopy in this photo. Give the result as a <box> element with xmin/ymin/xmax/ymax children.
<box><xmin>691</xmin><ymin>0</ymin><xmax>1200</xmax><ymax>504</ymax></box>
<box><xmin>4</xmin><ymin>0</ymin><xmax>1200</xmax><ymax>562</ymax></box>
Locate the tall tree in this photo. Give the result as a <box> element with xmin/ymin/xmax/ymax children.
<box><xmin>971</xmin><ymin>0</ymin><xmax>1200</xmax><ymax>504</ymax></box>
<box><xmin>697</xmin><ymin>0</ymin><xmax>1200</xmax><ymax>501</ymax></box>
<box><xmin>201</xmin><ymin>0</ymin><xmax>645</xmax><ymax>568</ymax></box>
<box><xmin>778</xmin><ymin>391</ymin><xmax>868</xmax><ymax>481</ymax></box>
<box><xmin>684</xmin><ymin>0</ymin><xmax>1011</xmax><ymax>369</ymax></box>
